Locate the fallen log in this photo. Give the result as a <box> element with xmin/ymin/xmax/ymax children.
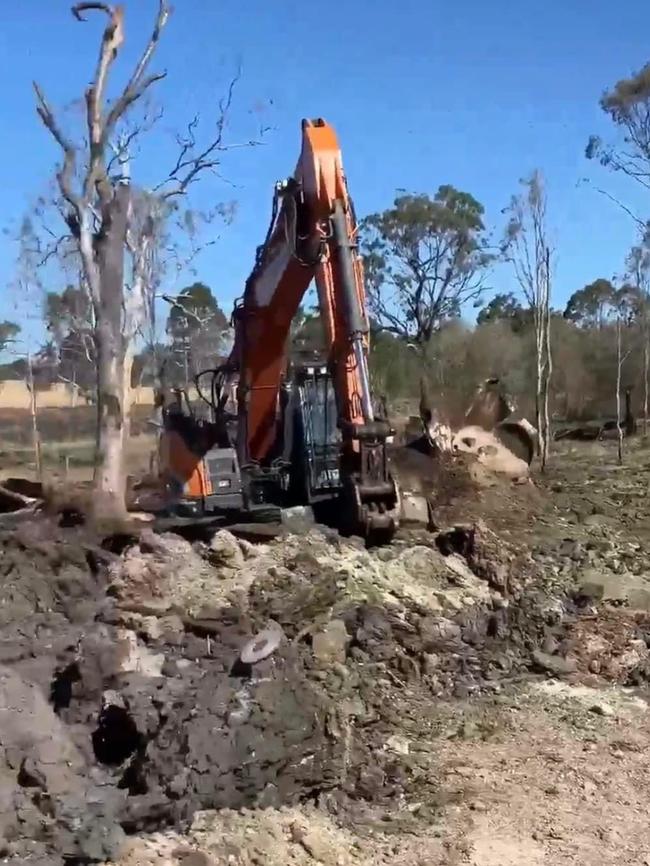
<box><xmin>0</xmin><ymin>483</ymin><xmax>40</xmax><ymax>513</ymax></box>
<box><xmin>0</xmin><ymin>504</ymin><xmax>41</xmax><ymax>527</ymax></box>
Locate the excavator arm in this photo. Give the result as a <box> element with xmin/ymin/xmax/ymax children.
<box><xmin>230</xmin><ymin>119</ymin><xmax>398</xmax><ymax>536</ymax></box>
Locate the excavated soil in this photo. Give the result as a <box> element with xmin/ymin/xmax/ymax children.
<box><xmin>3</xmin><ymin>439</ymin><xmax>650</xmax><ymax>864</ymax></box>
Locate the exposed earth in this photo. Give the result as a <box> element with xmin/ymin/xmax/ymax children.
<box><xmin>2</xmin><ymin>438</ymin><xmax>650</xmax><ymax>864</ymax></box>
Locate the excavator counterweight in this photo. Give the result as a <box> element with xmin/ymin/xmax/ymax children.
<box><xmin>156</xmin><ymin>119</ymin><xmax>401</xmax><ymax>542</ymax></box>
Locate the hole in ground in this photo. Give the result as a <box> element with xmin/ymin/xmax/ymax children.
<box><xmin>101</xmin><ymin>533</ymin><xmax>139</xmax><ymax>556</ymax></box>
<box><xmin>435</xmin><ymin>526</ymin><xmax>475</xmax><ymax>558</ymax></box>
<box><xmin>58</xmin><ymin>508</ymin><xmax>85</xmax><ymax>528</ymax></box>
<box><xmin>92</xmin><ymin>704</ymin><xmax>142</xmax><ymax>766</ymax></box>
<box><xmin>230</xmin><ymin>658</ymin><xmax>252</xmax><ymax>679</ymax></box>
<box><xmin>50</xmin><ymin>661</ymin><xmax>81</xmax><ymax>713</ymax></box>
<box><xmin>119</xmin><ymin>752</ymin><xmax>149</xmax><ymax>795</ymax></box>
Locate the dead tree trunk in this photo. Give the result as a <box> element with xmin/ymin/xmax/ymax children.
<box><xmin>643</xmin><ymin>326</ymin><xmax>650</xmax><ymax>436</ymax></box>
<box><xmin>33</xmin><ymin>2</ymin><xmax>168</xmax><ymax>520</ymax></box>
<box><xmin>91</xmin><ymin>183</ymin><xmax>131</xmax><ymax>513</ymax></box>
<box><xmin>26</xmin><ymin>353</ymin><xmax>43</xmax><ymax>482</ymax></box>
<box><xmin>614</xmin><ymin>317</ymin><xmax>634</xmax><ymax>464</ymax></box>
<box><xmin>539</xmin><ymin>245</ymin><xmax>552</xmax><ymax>471</ymax></box>
<box><xmin>616</xmin><ymin>317</ymin><xmax>624</xmax><ymax>464</ymax></box>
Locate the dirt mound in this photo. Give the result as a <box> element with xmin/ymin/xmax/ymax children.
<box><xmin>2</xmin><ymin>501</ymin><xmax>640</xmax><ymax>865</ymax></box>
<box><xmin>109</xmin><ymin>805</ymin><xmax>430</xmax><ymax>866</ymax></box>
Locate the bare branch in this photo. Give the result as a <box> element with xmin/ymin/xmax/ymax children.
<box><xmin>32</xmin><ymin>83</ymin><xmax>80</xmax><ymax>212</ymax></box>
<box><xmin>155</xmin><ymin>69</ymin><xmax>265</xmax><ymax>200</ymax></box>
<box><xmin>591</xmin><ymin>183</ymin><xmax>646</xmax><ymax>231</ymax></box>
<box><xmin>104</xmin><ymin>0</ymin><xmax>170</xmax><ymax>138</ymax></box>
<box><xmin>106</xmin><ymin>107</ymin><xmax>163</xmax><ymax>176</ymax></box>
<box><xmin>72</xmin><ymin>2</ymin><xmax>113</xmax><ymax>21</ymax></box>
<box><xmin>77</xmin><ymin>3</ymin><xmax>124</xmax><ymax>143</ymax></box>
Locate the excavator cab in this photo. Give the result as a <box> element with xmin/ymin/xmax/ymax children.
<box><xmin>286</xmin><ymin>362</ymin><xmax>342</xmax><ymax>504</ymax></box>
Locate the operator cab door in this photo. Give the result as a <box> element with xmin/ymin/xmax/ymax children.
<box><xmin>290</xmin><ymin>367</ymin><xmax>341</xmax><ymax>503</ymax></box>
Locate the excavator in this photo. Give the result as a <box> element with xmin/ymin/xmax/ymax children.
<box><xmin>156</xmin><ymin>118</ymin><xmax>404</xmax><ymax>541</ymax></box>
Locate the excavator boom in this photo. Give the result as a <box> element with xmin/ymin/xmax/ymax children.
<box><xmin>233</xmin><ymin>120</ymin><xmax>372</xmax><ymax>458</ymax></box>
<box><xmin>231</xmin><ymin>119</ymin><xmax>398</xmax><ymax>536</ymax></box>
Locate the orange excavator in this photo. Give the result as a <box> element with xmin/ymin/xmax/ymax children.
<box><xmin>157</xmin><ymin>119</ymin><xmax>401</xmax><ymax>541</ymax></box>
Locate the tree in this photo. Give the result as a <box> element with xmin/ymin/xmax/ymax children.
<box><xmin>476</xmin><ymin>292</ymin><xmax>530</xmax><ymax>332</ymax></box>
<box><xmin>502</xmin><ymin>170</ymin><xmax>553</xmax><ymax>470</ymax></box>
<box><xmin>624</xmin><ymin>239</ymin><xmax>650</xmax><ymax>431</ymax></box>
<box><xmin>33</xmin><ymin>3</ymin><xmax>259</xmax><ymax>518</ymax></box>
<box><xmin>0</xmin><ymin>321</ymin><xmax>21</xmax><ymax>355</ymax></box>
<box><xmin>43</xmin><ymin>284</ymin><xmax>95</xmax><ymax>402</ymax></box>
<box><xmin>563</xmin><ymin>279</ymin><xmax>617</xmax><ymax>328</ymax></box>
<box><xmin>360</xmin><ymin>188</ymin><xmax>493</xmax><ymax>346</ymax></box>
<box><xmin>587</xmin><ymin>64</ymin><xmax>650</xmax><ymax>192</ymax></box>
<box><xmin>165</xmin><ymin>282</ymin><xmax>229</xmax><ymax>382</ymax></box>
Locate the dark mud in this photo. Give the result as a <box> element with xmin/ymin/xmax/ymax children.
<box><xmin>0</xmin><ymin>516</ymin><xmax>613</xmax><ymax>864</ymax></box>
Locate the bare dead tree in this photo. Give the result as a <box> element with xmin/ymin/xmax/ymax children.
<box><xmin>31</xmin><ymin>2</ymin><xmax>170</xmax><ymax>517</ymax></box>
<box><xmin>32</xmin><ymin>2</ymin><xmax>261</xmax><ymax>518</ymax></box>
<box><xmin>502</xmin><ymin>170</ymin><xmax>553</xmax><ymax>470</ymax></box>
<box><xmin>615</xmin><ymin>314</ymin><xmax>633</xmax><ymax>464</ymax></box>
<box><xmin>625</xmin><ymin>239</ymin><xmax>650</xmax><ymax>433</ymax></box>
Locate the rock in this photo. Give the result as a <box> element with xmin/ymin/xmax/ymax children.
<box><xmin>531</xmin><ymin>650</ymin><xmax>577</xmax><ymax>677</ymax></box>
<box><xmin>114</xmin><ymin>629</ymin><xmax>165</xmax><ymax>677</ymax></box>
<box><xmin>312</xmin><ymin>620</ymin><xmax>349</xmax><ymax>665</ymax></box>
<box><xmin>159</xmin><ymin>614</ymin><xmax>185</xmax><ymax>643</ymax></box>
<box><xmin>583</xmin><ymin>513</ymin><xmax>609</xmax><ymax>527</ymax></box>
<box><xmin>290</xmin><ymin>822</ymin><xmax>335</xmax><ymax>864</ymax></box>
<box><xmin>385</xmin><ymin>735</ymin><xmax>409</xmax><ymax>755</ymax></box>
<box><xmin>578</xmin><ymin>570</ymin><xmax>633</xmax><ymax>604</ymax></box>
<box><xmin>237</xmin><ymin>538</ymin><xmax>259</xmax><ymax>560</ymax></box>
<box><xmin>626</xmin><ymin>587</ymin><xmax>650</xmax><ymax>611</ymax></box>
<box><xmin>208</xmin><ymin>530</ymin><xmax>245</xmax><ymax>569</ymax></box>
<box><xmin>444</xmin><ymin>554</ymin><xmax>476</xmax><ymax>586</ymax></box>
<box><xmin>419</xmin><ymin>616</ymin><xmax>462</xmax><ymax>649</ymax></box>
<box><xmin>422</xmin><ymin>652</ymin><xmax>441</xmax><ymax>674</ymax></box>
<box><xmin>139</xmin><ymin>615</ymin><xmax>163</xmax><ymax>641</ymax></box>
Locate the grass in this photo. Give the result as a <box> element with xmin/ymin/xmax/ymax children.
<box><xmin>0</xmin><ymin>433</ymin><xmax>155</xmax><ymax>483</ymax></box>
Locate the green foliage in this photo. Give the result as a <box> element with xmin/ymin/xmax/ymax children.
<box><xmin>165</xmin><ymin>283</ymin><xmax>229</xmax><ymax>383</ymax></box>
<box><xmin>476</xmin><ymin>293</ymin><xmax>531</xmax><ymax>333</ymax></box>
<box><xmin>563</xmin><ymin>279</ymin><xmax>617</xmax><ymax>327</ymax></box>
<box><xmin>44</xmin><ymin>286</ymin><xmax>91</xmax><ymax>342</ymax></box>
<box><xmin>0</xmin><ymin>321</ymin><xmax>20</xmax><ymax>355</ymax></box>
<box><xmin>361</xmin><ymin>187</ymin><xmax>492</xmax><ymax>344</ymax></box>
<box><xmin>588</xmin><ymin>63</ymin><xmax>650</xmax><ymax>187</ymax></box>
<box><xmin>166</xmin><ymin>282</ymin><xmax>228</xmax><ymax>338</ymax></box>
<box><xmin>563</xmin><ymin>278</ymin><xmax>645</xmax><ymax>329</ymax></box>
<box><xmin>42</xmin><ymin>285</ymin><xmax>95</xmax><ymax>392</ymax></box>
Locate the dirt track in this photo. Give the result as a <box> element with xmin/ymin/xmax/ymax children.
<box><xmin>2</xmin><ymin>439</ymin><xmax>650</xmax><ymax>864</ymax></box>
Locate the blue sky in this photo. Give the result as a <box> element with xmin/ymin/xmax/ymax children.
<box><xmin>0</xmin><ymin>0</ymin><xmax>649</xmax><ymax>351</ymax></box>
